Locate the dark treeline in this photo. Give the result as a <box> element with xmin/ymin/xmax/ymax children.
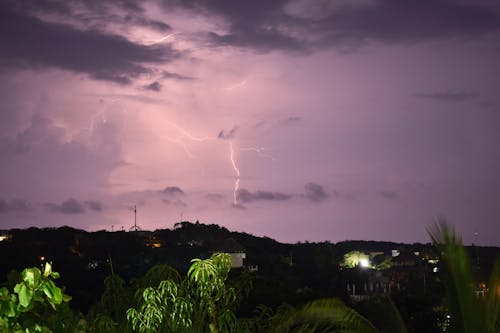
<box><xmin>1</xmin><ymin>221</ymin><xmax>499</xmax><ymax>332</ymax></box>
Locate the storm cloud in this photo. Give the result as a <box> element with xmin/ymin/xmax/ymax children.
<box><xmin>85</xmin><ymin>200</ymin><xmax>104</xmax><ymax>211</ymax></box>
<box><xmin>218</xmin><ymin>126</ymin><xmax>240</xmax><ymax>140</ymax></box>
<box><xmin>165</xmin><ymin>0</ymin><xmax>500</xmax><ymax>53</ymax></box>
<box><xmin>0</xmin><ymin>199</ymin><xmax>34</xmax><ymax>213</ymax></box>
<box><xmin>0</xmin><ymin>4</ymin><xmax>178</xmax><ymax>84</ymax></box>
<box><xmin>0</xmin><ymin>0</ymin><xmax>499</xmax><ymax>244</ymax></box>
<box><xmin>145</xmin><ymin>81</ymin><xmax>162</xmax><ymax>92</ymax></box>
<box><xmin>162</xmin><ymin>186</ymin><xmax>185</xmax><ymax>196</ymax></box>
<box><xmin>303</xmin><ymin>183</ymin><xmax>328</xmax><ymax>202</ymax></box>
<box><xmin>237</xmin><ymin>189</ymin><xmax>292</xmax><ymax>203</ymax></box>
<box><xmin>44</xmin><ymin>198</ymin><xmax>86</xmax><ymax>214</ymax></box>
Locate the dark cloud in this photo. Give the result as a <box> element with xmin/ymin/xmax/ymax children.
<box><xmin>162</xmin><ymin>71</ymin><xmax>196</xmax><ymax>80</ymax></box>
<box><xmin>379</xmin><ymin>191</ymin><xmax>398</xmax><ymax>199</ymax></box>
<box><xmin>414</xmin><ymin>90</ymin><xmax>480</xmax><ymax>102</ymax></box>
<box><xmin>166</xmin><ymin>0</ymin><xmax>500</xmax><ymax>53</ymax></box>
<box><xmin>162</xmin><ymin>186</ymin><xmax>185</xmax><ymax>195</ymax></box>
<box><xmin>145</xmin><ymin>81</ymin><xmax>162</xmax><ymax>91</ymax></box>
<box><xmin>44</xmin><ymin>198</ymin><xmax>86</xmax><ymax>214</ymax></box>
<box><xmin>237</xmin><ymin>188</ymin><xmax>292</xmax><ymax>203</ymax></box>
<box><xmin>10</xmin><ymin>0</ymin><xmax>144</xmax><ymax>14</ymax></box>
<box><xmin>217</xmin><ymin>126</ymin><xmax>240</xmax><ymax>140</ymax></box>
<box><xmin>123</xmin><ymin>14</ymin><xmax>171</xmax><ymax>32</ymax></box>
<box><xmin>207</xmin><ymin>27</ymin><xmax>304</xmax><ymax>53</ymax></box>
<box><xmin>0</xmin><ymin>199</ymin><xmax>34</xmax><ymax>213</ymax></box>
<box><xmin>85</xmin><ymin>200</ymin><xmax>104</xmax><ymax>211</ymax></box>
<box><xmin>6</xmin><ymin>0</ymin><xmax>161</xmax><ymax>30</ymax></box>
<box><xmin>0</xmin><ymin>4</ymin><xmax>179</xmax><ymax>84</ymax></box>
<box><xmin>303</xmin><ymin>183</ymin><xmax>328</xmax><ymax>202</ymax></box>
<box><xmin>205</xmin><ymin>193</ymin><xmax>225</xmax><ymax>201</ymax></box>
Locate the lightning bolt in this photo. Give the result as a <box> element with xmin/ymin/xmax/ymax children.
<box><xmin>159</xmin><ymin>121</ymin><xmax>211</xmax><ymax>159</ymax></box>
<box><xmin>87</xmin><ymin>111</ymin><xmax>106</xmax><ymax>137</ymax></box>
<box><xmin>223</xmin><ymin>79</ymin><xmax>247</xmax><ymax>91</ymax></box>
<box><xmin>159</xmin><ymin>125</ymin><xmax>244</xmax><ymax>205</ymax></box>
<box><xmin>162</xmin><ymin>123</ymin><xmax>243</xmax><ymax>205</ymax></box>
<box><xmin>164</xmin><ymin>137</ymin><xmax>197</xmax><ymax>159</ymax></box>
<box><xmin>143</xmin><ymin>33</ymin><xmax>180</xmax><ymax>46</ymax></box>
<box><xmin>229</xmin><ymin>141</ymin><xmax>241</xmax><ymax>205</ymax></box>
<box><xmin>239</xmin><ymin>146</ymin><xmax>276</xmax><ymax>160</ymax></box>
<box><xmin>165</xmin><ymin>121</ymin><xmax>209</xmax><ymax>142</ymax></box>
<box><xmin>86</xmin><ymin>98</ymin><xmax>120</xmax><ymax>138</ymax></box>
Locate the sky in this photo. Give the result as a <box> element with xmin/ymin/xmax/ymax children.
<box><xmin>1</xmin><ymin>0</ymin><xmax>500</xmax><ymax>245</ymax></box>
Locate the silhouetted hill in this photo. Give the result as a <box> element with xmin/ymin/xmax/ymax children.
<box><xmin>1</xmin><ymin>222</ymin><xmax>499</xmax><ymax>313</ymax></box>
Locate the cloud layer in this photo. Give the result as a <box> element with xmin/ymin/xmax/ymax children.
<box><xmin>1</xmin><ymin>0</ymin><xmax>499</xmax><ymax>245</ymax></box>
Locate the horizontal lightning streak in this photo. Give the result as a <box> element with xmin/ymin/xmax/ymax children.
<box><xmin>223</xmin><ymin>79</ymin><xmax>247</xmax><ymax>91</ymax></box>
<box><xmin>158</xmin><ymin>122</ymin><xmax>212</xmax><ymax>159</ymax></box>
<box><xmin>143</xmin><ymin>33</ymin><xmax>179</xmax><ymax>46</ymax></box>
<box><xmin>239</xmin><ymin>146</ymin><xmax>275</xmax><ymax>160</ymax></box>
<box><xmin>165</xmin><ymin>121</ymin><xmax>209</xmax><ymax>142</ymax></box>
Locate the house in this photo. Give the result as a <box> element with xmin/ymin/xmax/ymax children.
<box><xmin>219</xmin><ymin>237</ymin><xmax>246</xmax><ymax>268</ymax></box>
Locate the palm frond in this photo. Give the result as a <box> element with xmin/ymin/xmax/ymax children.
<box><xmin>427</xmin><ymin>217</ymin><xmax>483</xmax><ymax>333</ymax></box>
<box><xmin>271</xmin><ymin>298</ymin><xmax>378</xmax><ymax>333</ymax></box>
<box><xmin>484</xmin><ymin>258</ymin><xmax>500</xmax><ymax>333</ymax></box>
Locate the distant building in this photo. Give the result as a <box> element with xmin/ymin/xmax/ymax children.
<box><xmin>0</xmin><ymin>233</ymin><xmax>11</xmax><ymax>242</ymax></box>
<box><xmin>219</xmin><ymin>237</ymin><xmax>246</xmax><ymax>268</ymax></box>
<box><xmin>229</xmin><ymin>252</ymin><xmax>246</xmax><ymax>268</ymax></box>
<box><xmin>392</xmin><ymin>252</ymin><xmax>417</xmax><ymax>267</ymax></box>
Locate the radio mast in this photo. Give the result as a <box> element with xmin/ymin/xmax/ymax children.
<box><xmin>129</xmin><ymin>205</ymin><xmax>142</xmax><ymax>231</ymax></box>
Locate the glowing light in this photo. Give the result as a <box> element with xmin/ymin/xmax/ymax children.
<box><xmin>359</xmin><ymin>258</ymin><xmax>370</xmax><ymax>268</ymax></box>
<box><xmin>229</xmin><ymin>141</ymin><xmax>241</xmax><ymax>205</ymax></box>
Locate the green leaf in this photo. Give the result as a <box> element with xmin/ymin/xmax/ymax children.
<box><xmin>0</xmin><ymin>287</ymin><xmax>9</xmax><ymax>299</ymax></box>
<box><xmin>43</xmin><ymin>280</ymin><xmax>62</xmax><ymax>305</ymax></box>
<box><xmin>43</xmin><ymin>263</ymin><xmax>52</xmax><ymax>277</ymax></box>
<box><xmin>61</xmin><ymin>294</ymin><xmax>72</xmax><ymax>302</ymax></box>
<box><xmin>3</xmin><ymin>299</ymin><xmax>16</xmax><ymax>317</ymax></box>
<box><xmin>16</xmin><ymin>283</ymin><xmax>33</xmax><ymax>308</ymax></box>
<box><xmin>22</xmin><ymin>269</ymin><xmax>36</xmax><ymax>287</ymax></box>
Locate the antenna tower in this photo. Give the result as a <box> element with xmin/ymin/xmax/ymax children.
<box><xmin>129</xmin><ymin>205</ymin><xmax>142</xmax><ymax>231</ymax></box>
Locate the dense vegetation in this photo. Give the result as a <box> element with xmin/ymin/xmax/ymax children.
<box><xmin>0</xmin><ymin>220</ymin><xmax>499</xmax><ymax>332</ymax></box>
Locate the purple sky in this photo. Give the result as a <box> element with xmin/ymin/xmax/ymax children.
<box><xmin>1</xmin><ymin>0</ymin><xmax>500</xmax><ymax>245</ymax></box>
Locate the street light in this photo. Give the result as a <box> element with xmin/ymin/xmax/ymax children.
<box><xmin>360</xmin><ymin>258</ymin><xmax>370</xmax><ymax>268</ymax></box>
